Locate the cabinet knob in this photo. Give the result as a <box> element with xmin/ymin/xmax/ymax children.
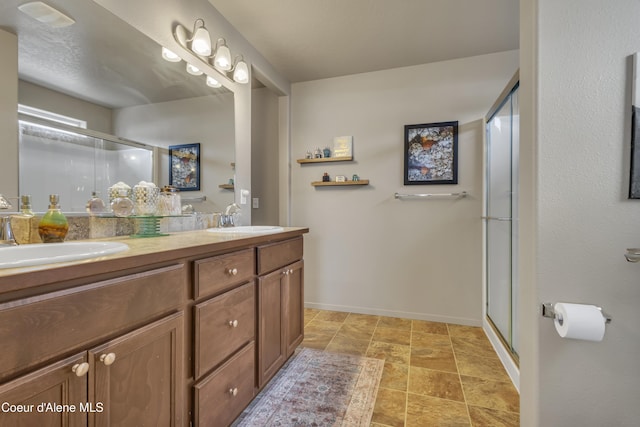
<box><xmin>288</xmin><ymin>269</ymin><xmax>294</xmax><ymax>275</ymax></box>
<box><xmin>228</xmin><ymin>387</ymin><xmax>238</xmax><ymax>397</ymax></box>
<box><xmin>100</xmin><ymin>352</ymin><xmax>116</xmax><ymax>366</ymax></box>
<box><xmin>228</xmin><ymin>319</ymin><xmax>239</xmax><ymax>328</ymax></box>
<box><xmin>227</xmin><ymin>267</ymin><xmax>238</xmax><ymax>276</ymax></box>
<box><xmin>72</xmin><ymin>362</ymin><xmax>90</xmax><ymax>377</ymax></box>
<box><xmin>282</xmin><ymin>269</ymin><xmax>289</xmax><ymax>276</ymax></box>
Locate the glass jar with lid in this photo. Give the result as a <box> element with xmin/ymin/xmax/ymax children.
<box><xmin>158</xmin><ymin>186</ymin><xmax>182</xmax><ymax>216</ymax></box>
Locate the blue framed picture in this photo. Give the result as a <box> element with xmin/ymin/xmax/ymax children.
<box><xmin>169</xmin><ymin>143</ymin><xmax>200</xmax><ymax>191</ymax></box>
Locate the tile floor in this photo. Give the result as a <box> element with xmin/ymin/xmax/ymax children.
<box><xmin>302</xmin><ymin>308</ymin><xmax>520</xmax><ymax>427</ymax></box>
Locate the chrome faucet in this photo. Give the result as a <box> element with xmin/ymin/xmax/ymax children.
<box><xmin>0</xmin><ymin>217</ymin><xmax>17</xmax><ymax>246</ymax></box>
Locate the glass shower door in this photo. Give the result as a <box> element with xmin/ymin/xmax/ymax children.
<box><xmin>486</xmin><ymin>83</ymin><xmax>519</xmax><ymax>358</ymax></box>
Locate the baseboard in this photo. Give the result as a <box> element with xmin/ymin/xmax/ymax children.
<box><xmin>304</xmin><ymin>301</ymin><xmax>482</xmax><ymax>327</ymax></box>
<box><xmin>482</xmin><ymin>318</ymin><xmax>520</xmax><ymax>391</ymax></box>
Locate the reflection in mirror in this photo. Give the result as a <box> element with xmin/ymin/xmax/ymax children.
<box><xmin>0</xmin><ymin>0</ymin><xmax>235</xmax><ymax>213</ymax></box>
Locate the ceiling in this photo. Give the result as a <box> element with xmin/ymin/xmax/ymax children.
<box><xmin>208</xmin><ymin>0</ymin><xmax>520</xmax><ymax>83</ymax></box>
<box><xmin>0</xmin><ymin>0</ymin><xmax>229</xmax><ymax>109</ymax></box>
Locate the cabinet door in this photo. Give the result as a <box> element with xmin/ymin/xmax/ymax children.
<box><xmin>88</xmin><ymin>312</ymin><xmax>184</xmax><ymax>427</ymax></box>
<box><xmin>257</xmin><ymin>269</ymin><xmax>285</xmax><ymax>387</ymax></box>
<box><xmin>283</xmin><ymin>260</ymin><xmax>304</xmax><ymax>358</ymax></box>
<box><xmin>0</xmin><ymin>352</ymin><xmax>87</xmax><ymax>427</ymax></box>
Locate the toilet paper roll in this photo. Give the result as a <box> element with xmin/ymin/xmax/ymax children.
<box><xmin>553</xmin><ymin>302</ymin><xmax>606</xmax><ymax>342</ymax></box>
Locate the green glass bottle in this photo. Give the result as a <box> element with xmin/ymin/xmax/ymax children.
<box><xmin>38</xmin><ymin>194</ymin><xmax>69</xmax><ymax>243</ymax></box>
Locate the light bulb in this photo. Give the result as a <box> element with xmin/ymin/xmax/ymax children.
<box><xmin>233</xmin><ymin>59</ymin><xmax>249</xmax><ymax>84</ymax></box>
<box><xmin>186</xmin><ymin>63</ymin><xmax>203</xmax><ymax>76</ymax></box>
<box><xmin>206</xmin><ymin>76</ymin><xmax>222</xmax><ymax>88</ymax></box>
<box><xmin>214</xmin><ymin>43</ymin><xmax>232</xmax><ymax>71</ymax></box>
<box><xmin>191</xmin><ymin>26</ymin><xmax>211</xmax><ymax>56</ymax></box>
<box><xmin>161</xmin><ymin>47</ymin><xmax>181</xmax><ymax>62</ymax></box>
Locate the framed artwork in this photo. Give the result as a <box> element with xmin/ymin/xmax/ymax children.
<box><xmin>630</xmin><ymin>53</ymin><xmax>640</xmax><ymax>198</ymax></box>
<box><xmin>404</xmin><ymin>121</ymin><xmax>458</xmax><ymax>185</ymax></box>
<box><xmin>169</xmin><ymin>143</ymin><xmax>200</xmax><ymax>191</ymax></box>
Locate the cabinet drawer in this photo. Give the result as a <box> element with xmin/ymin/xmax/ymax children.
<box><xmin>194</xmin><ymin>282</ymin><xmax>255</xmax><ymax>379</ymax></box>
<box><xmin>257</xmin><ymin>237</ymin><xmax>303</xmax><ymax>275</ymax></box>
<box><xmin>194</xmin><ymin>341</ymin><xmax>255</xmax><ymax>427</ymax></box>
<box><xmin>0</xmin><ymin>263</ymin><xmax>186</xmax><ymax>381</ymax></box>
<box><xmin>194</xmin><ymin>248</ymin><xmax>255</xmax><ymax>299</ymax></box>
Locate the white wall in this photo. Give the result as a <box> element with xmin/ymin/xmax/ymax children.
<box><xmin>19</xmin><ymin>81</ymin><xmax>113</xmax><ymax>133</ymax></box>
<box><xmin>0</xmin><ymin>29</ymin><xmax>18</xmax><ymax>198</ymax></box>
<box><xmin>520</xmin><ymin>0</ymin><xmax>640</xmax><ymax>424</ymax></box>
<box><xmin>291</xmin><ymin>50</ymin><xmax>519</xmax><ymax>324</ymax></box>
<box><xmin>114</xmin><ymin>93</ymin><xmax>236</xmax><ymax>212</ymax></box>
<box><xmin>251</xmin><ymin>87</ymin><xmax>280</xmax><ymax>225</ymax></box>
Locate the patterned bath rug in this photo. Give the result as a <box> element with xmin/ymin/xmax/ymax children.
<box><xmin>233</xmin><ymin>347</ymin><xmax>384</xmax><ymax>426</ymax></box>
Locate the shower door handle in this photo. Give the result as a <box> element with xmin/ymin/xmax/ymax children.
<box><xmin>482</xmin><ymin>216</ymin><xmax>512</xmax><ymax>221</ymax></box>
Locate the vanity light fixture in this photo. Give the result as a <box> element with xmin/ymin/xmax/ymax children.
<box><xmin>161</xmin><ymin>47</ymin><xmax>181</xmax><ymax>63</ymax></box>
<box><xmin>18</xmin><ymin>1</ymin><xmax>75</xmax><ymax>28</ymax></box>
<box><xmin>186</xmin><ymin>63</ymin><xmax>203</xmax><ymax>76</ymax></box>
<box><xmin>232</xmin><ymin>56</ymin><xmax>249</xmax><ymax>84</ymax></box>
<box><xmin>172</xmin><ymin>18</ymin><xmax>250</xmax><ymax>85</ymax></box>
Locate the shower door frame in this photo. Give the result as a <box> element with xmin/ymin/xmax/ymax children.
<box><xmin>482</xmin><ymin>71</ymin><xmax>520</xmax><ymax>389</ymax></box>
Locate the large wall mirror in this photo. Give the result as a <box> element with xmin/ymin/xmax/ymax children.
<box><xmin>0</xmin><ymin>0</ymin><xmax>235</xmax><ymax>212</ymax></box>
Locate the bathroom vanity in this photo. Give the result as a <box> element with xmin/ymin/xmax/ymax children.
<box><xmin>0</xmin><ymin>227</ymin><xmax>307</xmax><ymax>426</ymax></box>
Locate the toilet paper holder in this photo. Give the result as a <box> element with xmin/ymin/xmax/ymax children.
<box><xmin>542</xmin><ymin>303</ymin><xmax>612</xmax><ymax>324</ymax></box>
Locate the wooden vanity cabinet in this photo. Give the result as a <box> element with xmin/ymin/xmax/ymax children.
<box><xmin>0</xmin><ymin>263</ymin><xmax>187</xmax><ymax>427</ymax></box>
<box><xmin>257</xmin><ymin>237</ymin><xmax>304</xmax><ymax>387</ymax></box>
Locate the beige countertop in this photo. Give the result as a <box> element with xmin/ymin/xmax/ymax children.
<box><xmin>0</xmin><ymin>227</ymin><xmax>308</xmax><ymax>293</ymax></box>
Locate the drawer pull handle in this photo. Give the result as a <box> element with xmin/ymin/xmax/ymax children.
<box><xmin>72</xmin><ymin>362</ymin><xmax>89</xmax><ymax>377</ymax></box>
<box><xmin>227</xmin><ymin>267</ymin><xmax>238</xmax><ymax>276</ymax></box>
<box><xmin>282</xmin><ymin>268</ymin><xmax>294</xmax><ymax>275</ymax></box>
<box><xmin>228</xmin><ymin>320</ymin><xmax>239</xmax><ymax>328</ymax></box>
<box><xmin>100</xmin><ymin>353</ymin><xmax>116</xmax><ymax>366</ymax></box>
<box><xmin>228</xmin><ymin>387</ymin><xmax>238</xmax><ymax>397</ymax></box>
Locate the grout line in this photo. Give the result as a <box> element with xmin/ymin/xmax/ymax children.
<box><xmin>448</xmin><ymin>323</ymin><xmax>473</xmax><ymax>426</ymax></box>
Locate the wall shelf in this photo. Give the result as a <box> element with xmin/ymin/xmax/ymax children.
<box><xmin>218</xmin><ymin>184</ymin><xmax>234</xmax><ymax>190</ymax></box>
<box><xmin>311</xmin><ymin>180</ymin><xmax>369</xmax><ymax>187</ymax></box>
<box><xmin>297</xmin><ymin>157</ymin><xmax>353</xmax><ymax>164</ymax></box>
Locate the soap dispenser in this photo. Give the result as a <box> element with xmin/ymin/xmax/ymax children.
<box><xmin>38</xmin><ymin>194</ymin><xmax>69</xmax><ymax>243</ymax></box>
<box><xmin>20</xmin><ymin>195</ymin><xmax>34</xmax><ymax>217</ymax></box>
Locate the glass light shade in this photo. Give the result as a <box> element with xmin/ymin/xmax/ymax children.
<box><xmin>233</xmin><ymin>60</ymin><xmax>249</xmax><ymax>84</ymax></box>
<box><xmin>206</xmin><ymin>76</ymin><xmax>222</xmax><ymax>88</ymax></box>
<box><xmin>191</xmin><ymin>26</ymin><xmax>211</xmax><ymax>56</ymax></box>
<box><xmin>186</xmin><ymin>63</ymin><xmax>203</xmax><ymax>76</ymax></box>
<box><xmin>161</xmin><ymin>47</ymin><xmax>181</xmax><ymax>62</ymax></box>
<box><xmin>214</xmin><ymin>44</ymin><xmax>232</xmax><ymax>71</ymax></box>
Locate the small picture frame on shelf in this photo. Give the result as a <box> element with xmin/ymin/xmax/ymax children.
<box><xmin>169</xmin><ymin>143</ymin><xmax>200</xmax><ymax>191</ymax></box>
<box><xmin>333</xmin><ymin>136</ymin><xmax>353</xmax><ymax>158</ymax></box>
<box><xmin>404</xmin><ymin>121</ymin><xmax>458</xmax><ymax>185</ymax></box>
<box><xmin>335</xmin><ymin>175</ymin><xmax>347</xmax><ymax>182</ymax></box>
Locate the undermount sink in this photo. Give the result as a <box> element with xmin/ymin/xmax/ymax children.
<box><xmin>0</xmin><ymin>242</ymin><xmax>129</xmax><ymax>269</ymax></box>
<box><xmin>207</xmin><ymin>225</ymin><xmax>284</xmax><ymax>234</ymax></box>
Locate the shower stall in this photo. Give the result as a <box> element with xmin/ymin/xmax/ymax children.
<box><xmin>483</xmin><ymin>72</ymin><xmax>519</xmax><ymax>386</ymax></box>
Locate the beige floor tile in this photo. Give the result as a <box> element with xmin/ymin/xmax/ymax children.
<box><xmin>378</xmin><ymin>316</ymin><xmax>412</xmax><ymax>330</ymax></box>
<box><xmin>451</xmin><ymin>337</ymin><xmax>498</xmax><ymax>359</ymax></box>
<box><xmin>371</xmin><ymin>388</ymin><xmax>407</xmax><ymax>427</ymax></box>
<box><xmin>304</xmin><ymin>307</ymin><xmax>321</xmax><ymax>321</ymax></box>
<box><xmin>380</xmin><ymin>361</ymin><xmax>409</xmax><ymax>391</ymax></box>
<box><xmin>448</xmin><ymin>324</ymin><xmax>488</xmax><ymax>340</ymax></box>
<box><xmin>367</xmin><ymin>341</ymin><xmax>411</xmax><ymax>365</ymax></box>
<box><xmin>455</xmin><ymin>352</ymin><xmax>511</xmax><ymax>382</ymax></box>
<box><xmin>373</xmin><ymin>326</ymin><xmax>412</xmax><ymax>346</ymax></box>
<box><xmin>468</xmin><ymin>405</ymin><xmax>520</xmax><ymax>427</ymax></box>
<box><xmin>411</xmin><ymin>331</ymin><xmax>452</xmax><ymax>349</ymax></box>
<box><xmin>344</xmin><ymin>312</ymin><xmax>380</xmax><ymax>327</ymax></box>
<box><xmin>314</xmin><ymin>310</ymin><xmax>350</xmax><ymax>322</ymax></box>
<box><xmin>406</xmin><ymin>393</ymin><xmax>471</xmax><ymax>427</ymax></box>
<box><xmin>325</xmin><ymin>335</ymin><xmax>370</xmax><ymax>356</ymax></box>
<box><xmin>412</xmin><ymin>319</ymin><xmax>449</xmax><ymax>335</ymax></box>
<box><xmin>300</xmin><ymin>332</ymin><xmax>332</xmax><ymax>350</ymax></box>
<box><xmin>304</xmin><ymin>319</ymin><xmax>343</xmax><ymax>335</ymax></box>
<box><xmin>461</xmin><ymin>375</ymin><xmax>520</xmax><ymax>413</ymax></box>
<box><xmin>409</xmin><ymin>366</ymin><xmax>465</xmax><ymax>402</ymax></box>
<box><xmin>410</xmin><ymin>347</ymin><xmax>458</xmax><ymax>373</ymax></box>
<box><xmin>335</xmin><ymin>322</ymin><xmax>376</xmax><ymax>341</ymax></box>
